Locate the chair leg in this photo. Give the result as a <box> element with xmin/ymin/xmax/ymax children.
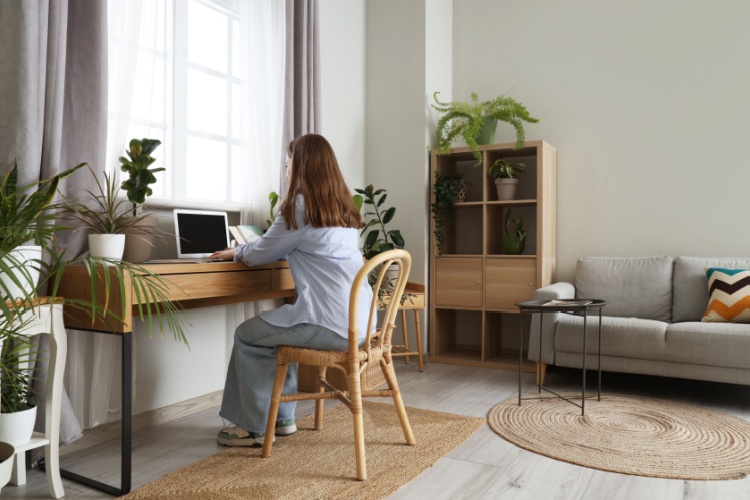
<box><xmin>381</xmin><ymin>359</ymin><xmax>416</xmax><ymax>445</ymax></box>
<box><xmin>413</xmin><ymin>309</ymin><xmax>424</xmax><ymax>372</ymax></box>
<box><xmin>315</xmin><ymin>366</ymin><xmax>327</xmax><ymax>430</ymax></box>
<box><xmin>347</xmin><ymin>367</ymin><xmax>367</xmax><ymax>481</ymax></box>
<box><xmin>400</xmin><ymin>309</ymin><xmax>410</xmax><ymax>364</ymax></box>
<box><xmin>262</xmin><ymin>361</ymin><xmax>289</xmax><ymax>458</ymax></box>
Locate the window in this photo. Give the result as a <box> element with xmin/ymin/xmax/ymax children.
<box><xmin>108</xmin><ymin>0</ymin><xmax>242</xmax><ymax>204</ymax></box>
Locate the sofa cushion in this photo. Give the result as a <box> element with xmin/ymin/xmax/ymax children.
<box><xmin>555</xmin><ymin>314</ymin><xmax>667</xmax><ymax>361</ymax></box>
<box><xmin>701</xmin><ymin>268</ymin><xmax>750</xmax><ymax>322</ymax></box>
<box><xmin>575</xmin><ymin>256</ymin><xmax>673</xmax><ymax>322</ymax></box>
<box><xmin>664</xmin><ymin>322</ymin><xmax>750</xmax><ymax>369</ymax></box>
<box><xmin>673</xmin><ymin>257</ymin><xmax>750</xmax><ymax>322</ymax></box>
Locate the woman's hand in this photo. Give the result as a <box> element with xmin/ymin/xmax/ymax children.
<box><xmin>208</xmin><ymin>247</ymin><xmax>237</xmax><ymax>261</ymax></box>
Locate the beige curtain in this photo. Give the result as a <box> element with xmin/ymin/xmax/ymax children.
<box><xmin>279</xmin><ymin>0</ymin><xmax>321</xmax><ymax>194</ymax></box>
<box><xmin>0</xmin><ymin>0</ymin><xmax>109</xmax><ymax>446</ymax></box>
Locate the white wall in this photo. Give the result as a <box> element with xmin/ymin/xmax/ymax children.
<box><xmin>452</xmin><ymin>0</ymin><xmax>750</xmax><ymax>282</ymax></box>
<box><xmin>319</xmin><ymin>0</ymin><xmax>367</xmax><ymax>189</ymax></box>
<box><xmin>366</xmin><ymin>0</ymin><xmax>428</xmax><ymax>284</ymax></box>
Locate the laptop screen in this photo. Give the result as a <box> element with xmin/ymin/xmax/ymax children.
<box><xmin>174</xmin><ymin>209</ymin><xmax>230</xmax><ymax>259</ymax></box>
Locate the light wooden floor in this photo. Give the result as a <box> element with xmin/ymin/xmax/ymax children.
<box><xmin>6</xmin><ymin>361</ymin><xmax>750</xmax><ymax>499</ymax></box>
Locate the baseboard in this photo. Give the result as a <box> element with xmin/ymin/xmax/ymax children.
<box><xmin>60</xmin><ymin>390</ymin><xmax>223</xmax><ymax>456</ymax></box>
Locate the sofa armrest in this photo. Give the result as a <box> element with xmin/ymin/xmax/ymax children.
<box><xmin>527</xmin><ymin>282</ymin><xmax>575</xmax><ymax>365</ymax></box>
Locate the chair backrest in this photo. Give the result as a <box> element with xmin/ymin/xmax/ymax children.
<box><xmin>348</xmin><ymin>249</ymin><xmax>411</xmax><ymax>357</ymax></box>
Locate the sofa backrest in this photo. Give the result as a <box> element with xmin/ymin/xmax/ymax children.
<box><xmin>672</xmin><ymin>256</ymin><xmax>750</xmax><ymax>322</ymax></box>
<box><xmin>575</xmin><ymin>256</ymin><xmax>673</xmax><ymax>322</ymax></box>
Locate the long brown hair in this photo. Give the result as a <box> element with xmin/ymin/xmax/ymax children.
<box><xmin>280</xmin><ymin>134</ymin><xmax>363</xmax><ymax>230</ymax></box>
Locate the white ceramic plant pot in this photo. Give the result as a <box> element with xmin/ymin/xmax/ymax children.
<box><xmin>88</xmin><ymin>234</ymin><xmax>126</xmax><ymax>262</ymax></box>
<box><xmin>0</xmin><ymin>246</ymin><xmax>42</xmax><ymax>300</ymax></box>
<box><xmin>495</xmin><ymin>178</ymin><xmax>518</xmax><ymax>200</ymax></box>
<box><xmin>0</xmin><ymin>442</ymin><xmax>14</xmax><ymax>491</ymax></box>
<box><xmin>0</xmin><ymin>405</ymin><xmax>37</xmax><ymax>446</ymax></box>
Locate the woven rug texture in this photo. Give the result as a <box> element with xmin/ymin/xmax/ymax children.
<box><xmin>488</xmin><ymin>394</ymin><xmax>750</xmax><ymax>480</ymax></box>
<box><xmin>120</xmin><ymin>401</ymin><xmax>483</xmax><ymax>499</ymax></box>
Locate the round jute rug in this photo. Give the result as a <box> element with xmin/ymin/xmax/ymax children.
<box><xmin>487</xmin><ymin>395</ymin><xmax>750</xmax><ymax>480</ymax></box>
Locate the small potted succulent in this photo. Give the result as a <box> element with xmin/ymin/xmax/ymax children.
<box><xmin>489</xmin><ymin>159</ymin><xmax>526</xmax><ymax>200</ymax></box>
<box><xmin>432</xmin><ymin>91</ymin><xmax>539</xmax><ymax>165</ymax></box>
<box><xmin>503</xmin><ymin>209</ymin><xmax>526</xmax><ymax>255</ymax></box>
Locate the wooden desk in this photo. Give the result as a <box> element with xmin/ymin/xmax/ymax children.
<box><xmin>58</xmin><ymin>261</ymin><xmax>295</xmax><ymax>333</ymax></box>
<box><xmin>54</xmin><ymin>261</ymin><xmax>294</xmax><ymax>496</ymax></box>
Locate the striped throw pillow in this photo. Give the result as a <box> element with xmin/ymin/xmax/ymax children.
<box><xmin>702</xmin><ymin>268</ymin><xmax>750</xmax><ymax>322</ymax></box>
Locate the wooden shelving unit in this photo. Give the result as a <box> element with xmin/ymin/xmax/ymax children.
<box><xmin>429</xmin><ymin>140</ymin><xmax>557</xmax><ymax>372</ymax></box>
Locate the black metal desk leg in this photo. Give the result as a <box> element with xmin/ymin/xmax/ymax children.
<box><xmin>122</xmin><ymin>332</ymin><xmax>132</xmax><ymax>494</ymax></box>
<box><xmin>42</xmin><ymin>332</ymin><xmax>133</xmax><ymax>496</ymax></box>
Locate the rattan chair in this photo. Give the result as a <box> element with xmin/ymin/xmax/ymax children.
<box><xmin>262</xmin><ymin>249</ymin><xmax>415</xmax><ymax>480</ymax></box>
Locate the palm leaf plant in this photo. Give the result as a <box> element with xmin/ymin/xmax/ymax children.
<box><xmin>432</xmin><ymin>91</ymin><xmax>539</xmax><ymax>165</ymax></box>
<box><xmin>0</xmin><ymin>162</ymin><xmax>189</xmax><ymax>415</ymax></box>
<box><xmin>0</xmin><ymin>161</ymin><xmax>86</xmax><ymax>303</ymax></box>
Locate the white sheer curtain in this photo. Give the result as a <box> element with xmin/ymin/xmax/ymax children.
<box><xmin>226</xmin><ymin>0</ymin><xmax>288</xmax><ymax>351</ymax></box>
<box><xmin>66</xmin><ymin>0</ymin><xmax>160</xmax><ymax>429</ymax></box>
<box><xmin>65</xmin><ymin>0</ymin><xmax>289</xmax><ymax>428</ymax></box>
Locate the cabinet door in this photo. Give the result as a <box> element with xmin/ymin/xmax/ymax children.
<box><xmin>485</xmin><ymin>258</ymin><xmax>536</xmax><ymax>310</ymax></box>
<box><xmin>436</xmin><ymin>258</ymin><xmax>483</xmax><ymax>308</ymax></box>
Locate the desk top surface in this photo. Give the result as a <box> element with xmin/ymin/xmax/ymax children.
<box><xmin>64</xmin><ymin>260</ymin><xmax>289</xmax><ymax>276</ymax></box>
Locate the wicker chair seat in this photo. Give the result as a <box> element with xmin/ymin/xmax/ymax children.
<box><xmin>278</xmin><ymin>343</ymin><xmax>385</xmax><ymax>368</ymax></box>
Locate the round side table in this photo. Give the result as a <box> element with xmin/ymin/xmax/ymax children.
<box><xmin>516</xmin><ymin>299</ymin><xmax>607</xmax><ymax>415</ymax></box>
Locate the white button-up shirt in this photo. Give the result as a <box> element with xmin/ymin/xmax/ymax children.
<box><xmin>234</xmin><ymin>196</ymin><xmax>372</xmax><ymax>339</ymax></box>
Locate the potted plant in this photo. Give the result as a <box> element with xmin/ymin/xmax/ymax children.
<box><xmin>503</xmin><ymin>209</ymin><xmax>526</xmax><ymax>255</ymax></box>
<box><xmin>489</xmin><ymin>159</ymin><xmax>526</xmax><ymax>200</ymax></box>
<box><xmin>63</xmin><ymin>165</ymin><xmax>153</xmax><ymax>262</ymax></box>
<box><xmin>0</xmin><ymin>162</ymin><xmax>189</xmax><ymax>447</ymax></box>
<box><xmin>0</xmin><ymin>161</ymin><xmax>86</xmax><ymax>300</ymax></box>
<box><xmin>0</xmin><ymin>301</ymin><xmax>40</xmax><ymax>445</ymax></box>
<box><xmin>432</xmin><ymin>91</ymin><xmax>539</xmax><ymax>165</ymax></box>
<box><xmin>355</xmin><ymin>184</ymin><xmax>405</xmax><ymax>290</ymax></box>
<box><xmin>119</xmin><ymin>138</ymin><xmax>165</xmax><ymax>262</ymax></box>
<box><xmin>431</xmin><ymin>171</ymin><xmax>468</xmax><ymax>254</ymax></box>
<box><xmin>355</xmin><ymin>184</ymin><xmax>405</xmax><ymax>260</ymax></box>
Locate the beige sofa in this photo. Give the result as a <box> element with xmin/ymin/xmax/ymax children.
<box><xmin>528</xmin><ymin>256</ymin><xmax>750</xmax><ymax>386</ymax></box>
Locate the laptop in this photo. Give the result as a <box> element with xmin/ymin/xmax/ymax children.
<box><xmin>145</xmin><ymin>209</ymin><xmax>230</xmax><ymax>263</ymax></box>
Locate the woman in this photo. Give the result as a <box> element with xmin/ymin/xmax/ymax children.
<box><xmin>209</xmin><ymin>133</ymin><xmax>372</xmax><ymax>447</ymax></box>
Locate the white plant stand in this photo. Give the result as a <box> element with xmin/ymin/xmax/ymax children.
<box><xmin>4</xmin><ymin>300</ymin><xmax>66</xmax><ymax>498</ymax></box>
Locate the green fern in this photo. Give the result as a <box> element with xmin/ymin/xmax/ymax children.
<box><xmin>432</xmin><ymin>92</ymin><xmax>539</xmax><ymax>165</ymax></box>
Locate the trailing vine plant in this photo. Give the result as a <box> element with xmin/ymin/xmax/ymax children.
<box><xmin>431</xmin><ymin>171</ymin><xmax>468</xmax><ymax>254</ymax></box>
<box><xmin>432</xmin><ymin>92</ymin><xmax>539</xmax><ymax>165</ymax></box>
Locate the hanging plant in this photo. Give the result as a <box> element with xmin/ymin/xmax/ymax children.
<box><xmin>431</xmin><ymin>171</ymin><xmax>468</xmax><ymax>254</ymax></box>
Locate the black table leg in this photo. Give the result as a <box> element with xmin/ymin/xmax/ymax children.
<box><xmin>40</xmin><ymin>333</ymin><xmax>132</xmax><ymax>496</ymax></box>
